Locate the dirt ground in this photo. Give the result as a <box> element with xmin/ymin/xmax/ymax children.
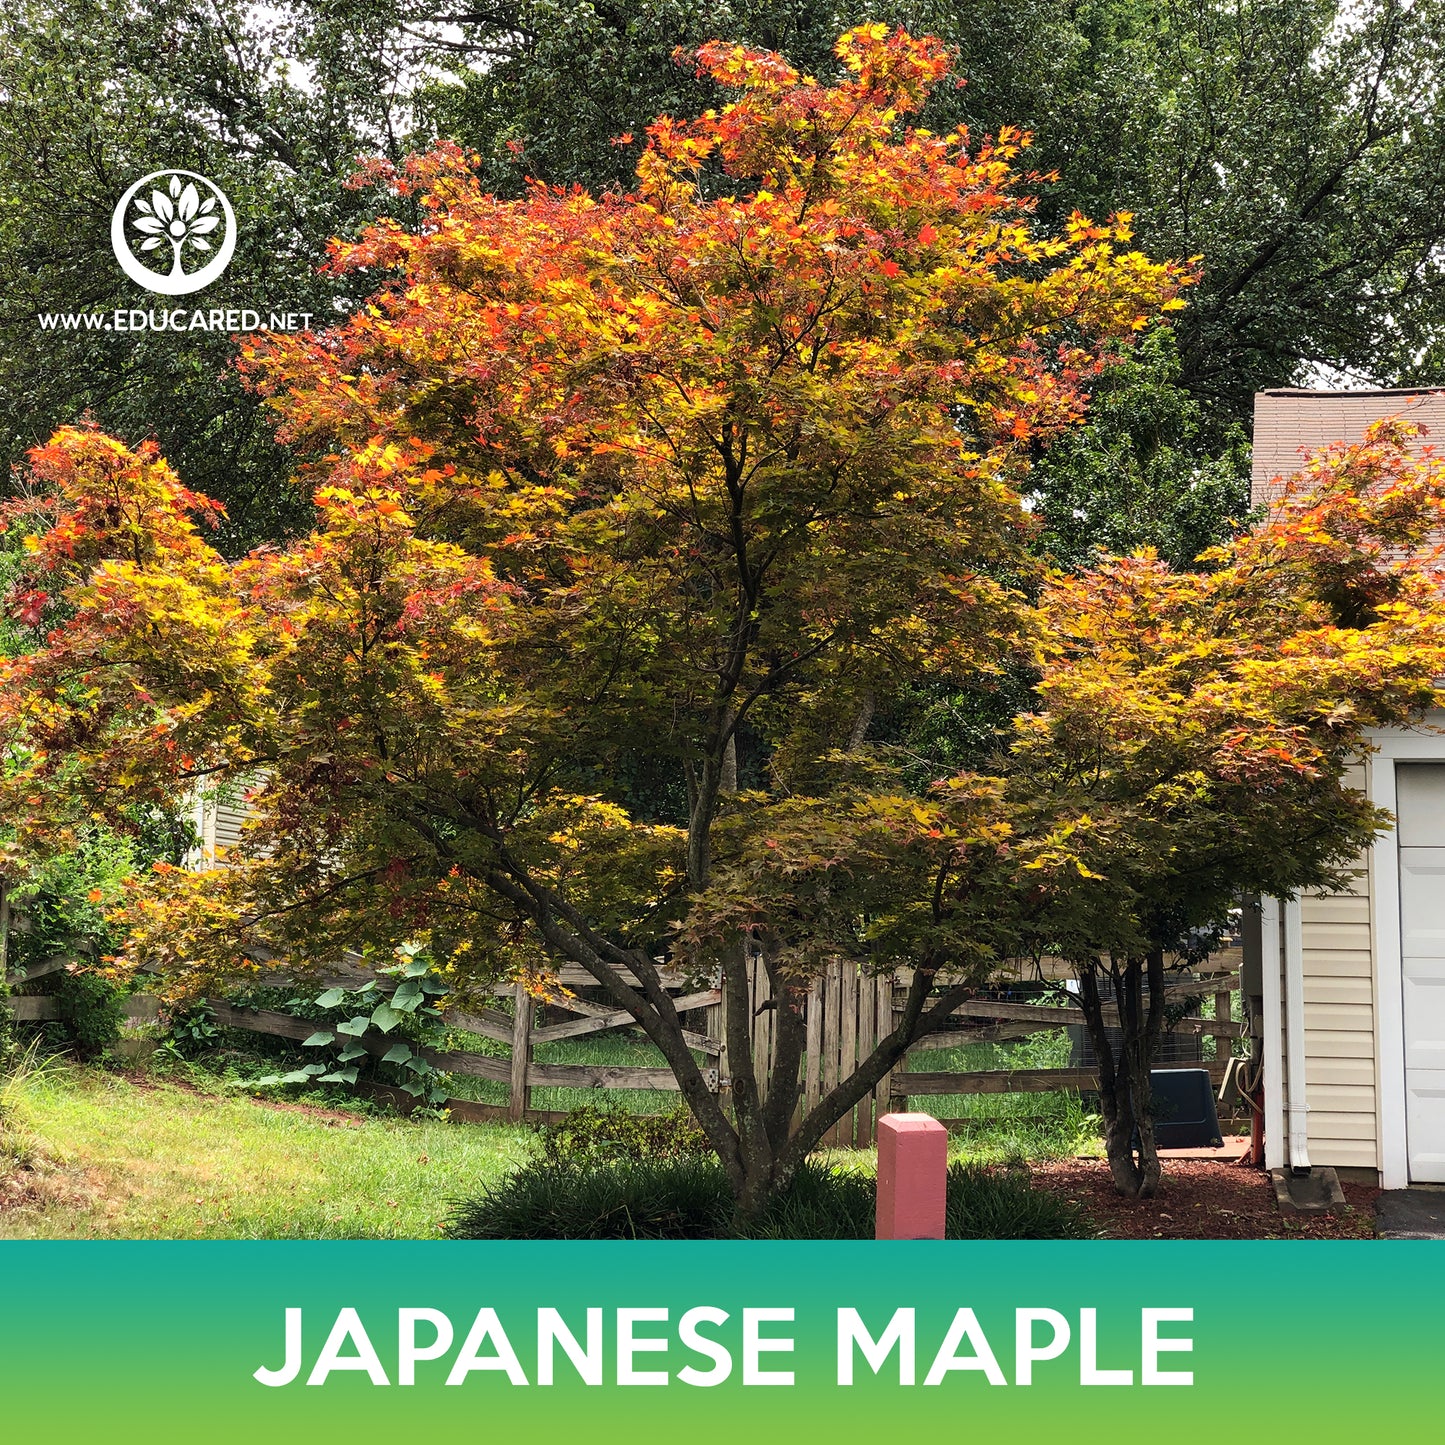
<box><xmin>1030</xmin><ymin>1156</ymin><xmax>1380</xmax><ymax>1239</ymax></box>
<box><xmin>125</xmin><ymin>1071</ymin><xmax>367</xmax><ymax>1126</ymax></box>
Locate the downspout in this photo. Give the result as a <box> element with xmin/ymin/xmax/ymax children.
<box><xmin>188</xmin><ymin>791</ymin><xmax>207</xmax><ymax>869</ymax></box>
<box><xmin>1283</xmin><ymin>895</ymin><xmax>1312</xmax><ymax>1175</ymax></box>
<box><xmin>1260</xmin><ymin>896</ymin><xmax>1286</xmax><ymax>1172</ymax></box>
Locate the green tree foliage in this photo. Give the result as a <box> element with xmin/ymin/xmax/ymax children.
<box><xmin>416</xmin><ymin>0</ymin><xmax>1445</xmax><ymax>561</ymax></box>
<box><xmin>418</xmin><ymin>2</ymin><xmax>866</xmax><ymax>194</ymax></box>
<box><xmin>1022</xmin><ymin>331</ymin><xmax>1252</xmax><ymax>570</ymax></box>
<box><xmin>425</xmin><ymin>0</ymin><xmax>1445</xmax><ymax>421</ymax></box>
<box><xmin>0</xmin><ymin>0</ymin><xmax>416</xmax><ymax>552</ymax></box>
<box><xmin>9</xmin><ymin>1</ymin><xmax>1443</xmax><ymax>564</ymax></box>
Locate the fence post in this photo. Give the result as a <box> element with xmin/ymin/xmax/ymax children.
<box><xmin>707</xmin><ymin>975</ymin><xmax>727</xmax><ymax>1094</ymax></box>
<box><xmin>856</xmin><ymin>966</ymin><xmax>875</xmax><ymax>1149</ymax></box>
<box><xmin>804</xmin><ymin>976</ymin><xmax>823</xmax><ymax>1117</ymax></box>
<box><xmin>749</xmin><ymin>948</ymin><xmax>772</xmax><ymax>1105</ymax></box>
<box><xmin>839</xmin><ymin>963</ymin><xmax>858</xmax><ymax>1147</ymax></box>
<box><xmin>887</xmin><ymin>974</ymin><xmax>909</xmax><ymax>1114</ymax></box>
<box><xmin>822</xmin><ymin>961</ymin><xmax>841</xmax><ymax>1144</ymax></box>
<box><xmin>509</xmin><ymin>983</ymin><xmax>534</xmax><ymax>1123</ymax></box>
<box><xmin>1214</xmin><ymin>986</ymin><xmax>1232</xmax><ymax>1063</ymax></box>
<box><xmin>876</xmin><ymin>1113</ymin><xmax>947</xmax><ymax>1240</ymax></box>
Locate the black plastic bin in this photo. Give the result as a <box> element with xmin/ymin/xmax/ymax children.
<box><xmin>1148</xmin><ymin>1067</ymin><xmax>1223</xmax><ymax>1149</ymax></box>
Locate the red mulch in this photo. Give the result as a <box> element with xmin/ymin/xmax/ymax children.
<box><xmin>1029</xmin><ymin>1157</ymin><xmax>1380</xmax><ymax>1239</ymax></box>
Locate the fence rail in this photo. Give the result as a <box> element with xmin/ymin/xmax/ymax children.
<box><xmin>197</xmin><ymin>960</ymin><xmax>1241</xmax><ymax>1143</ymax></box>
<box><xmin>7</xmin><ymin>939</ymin><xmax>1240</xmax><ymax>1143</ymax></box>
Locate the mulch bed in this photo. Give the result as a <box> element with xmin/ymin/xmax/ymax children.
<box><xmin>1029</xmin><ymin>1157</ymin><xmax>1380</xmax><ymax>1239</ymax></box>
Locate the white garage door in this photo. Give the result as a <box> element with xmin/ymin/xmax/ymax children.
<box><xmin>1399</xmin><ymin>763</ymin><xmax>1445</xmax><ymax>1182</ymax></box>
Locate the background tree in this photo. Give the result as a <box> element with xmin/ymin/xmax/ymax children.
<box><xmin>0</xmin><ymin>0</ymin><xmax>420</xmax><ymax>551</ymax></box>
<box><xmin>423</xmin><ymin>0</ymin><xmax>1445</xmax><ymax>413</ymax></box>
<box><xmin>413</xmin><ymin>0</ymin><xmax>1445</xmax><ymax>561</ymax></box>
<box><xmin>1019</xmin><ymin>330</ymin><xmax>1251</xmax><ymax>572</ymax></box>
<box><xmin>0</xmin><ymin>30</ymin><xmax>1186</xmax><ymax>1215</ymax></box>
<box><xmin>12</xmin><ymin>0</ymin><xmax>1445</xmax><ymax>567</ymax></box>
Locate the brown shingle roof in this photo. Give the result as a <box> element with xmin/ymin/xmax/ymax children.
<box><xmin>1251</xmin><ymin>388</ymin><xmax>1445</xmax><ymax>508</ymax></box>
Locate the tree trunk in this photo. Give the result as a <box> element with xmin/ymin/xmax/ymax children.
<box><xmin>716</xmin><ymin>952</ymin><xmax>974</xmax><ymax>1223</ymax></box>
<box><xmin>1076</xmin><ymin>951</ymin><xmax>1167</xmax><ymax>1199</ymax></box>
<box><xmin>480</xmin><ymin>835</ymin><xmax>984</xmax><ymax>1221</ymax></box>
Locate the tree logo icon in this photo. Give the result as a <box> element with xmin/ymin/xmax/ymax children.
<box><xmin>109</xmin><ymin>170</ymin><xmax>237</xmax><ymax>296</ymax></box>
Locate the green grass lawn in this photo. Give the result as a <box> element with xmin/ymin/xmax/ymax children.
<box><xmin>1</xmin><ymin>1029</ymin><xmax>1101</xmax><ymax>1239</ymax></box>
<box><xmin>2</xmin><ymin>1062</ymin><xmax>535</xmax><ymax>1240</ymax></box>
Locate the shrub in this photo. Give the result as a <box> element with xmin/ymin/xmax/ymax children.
<box><xmin>944</xmin><ymin>1162</ymin><xmax>1091</xmax><ymax>1240</ymax></box>
<box><xmin>537</xmin><ymin>1104</ymin><xmax>711</xmax><ymax>1165</ymax></box>
<box><xmin>445</xmin><ymin>1157</ymin><xmax>1089</xmax><ymax>1241</ymax></box>
<box><xmin>48</xmin><ymin>968</ymin><xmax>126</xmax><ymax>1057</ymax></box>
<box><xmin>13</xmin><ymin>968</ymin><xmax>129</xmax><ymax>1059</ymax></box>
<box><xmin>5</xmin><ymin>818</ymin><xmax>174</xmax><ymax>1059</ymax></box>
<box><xmin>446</xmin><ymin>1157</ymin><xmax>732</xmax><ymax>1240</ymax></box>
<box><xmin>732</xmin><ymin>1162</ymin><xmax>875</xmax><ymax>1240</ymax></box>
<box><xmin>222</xmin><ymin>946</ymin><xmax>455</xmax><ymax>1105</ymax></box>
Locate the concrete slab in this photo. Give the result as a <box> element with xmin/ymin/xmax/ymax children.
<box><xmin>1271</xmin><ymin>1166</ymin><xmax>1346</xmax><ymax>1216</ymax></box>
<box><xmin>1376</xmin><ymin>1189</ymin><xmax>1445</xmax><ymax>1240</ymax></box>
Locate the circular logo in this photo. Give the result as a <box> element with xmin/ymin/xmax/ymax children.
<box><xmin>110</xmin><ymin>170</ymin><xmax>237</xmax><ymax>296</ymax></box>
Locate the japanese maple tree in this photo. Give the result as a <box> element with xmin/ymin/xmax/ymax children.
<box><xmin>1006</xmin><ymin>419</ymin><xmax>1445</xmax><ymax>1195</ymax></box>
<box><xmin>3</xmin><ymin>27</ymin><xmax>1203</xmax><ymax>1212</ymax></box>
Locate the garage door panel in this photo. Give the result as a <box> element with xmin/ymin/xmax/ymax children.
<box><xmin>1400</xmin><ymin>850</ymin><xmax>1445</xmax><ymax>953</ymax></box>
<box><xmin>1402</xmin><ymin>974</ymin><xmax>1445</xmax><ymax>1073</ymax></box>
<box><xmin>1397</xmin><ymin>764</ymin><xmax>1445</xmax><ymax>846</ymax></box>
<box><xmin>1407</xmin><ymin>1069</ymin><xmax>1445</xmax><ymax>1183</ymax></box>
<box><xmin>1398</xmin><ymin>763</ymin><xmax>1445</xmax><ymax>1182</ymax></box>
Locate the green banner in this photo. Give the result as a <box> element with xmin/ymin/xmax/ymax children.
<box><xmin>0</xmin><ymin>1241</ymin><xmax>1434</xmax><ymax>1442</ymax></box>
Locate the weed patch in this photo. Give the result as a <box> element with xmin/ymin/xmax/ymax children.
<box><xmin>538</xmin><ymin>1103</ymin><xmax>710</xmax><ymax>1165</ymax></box>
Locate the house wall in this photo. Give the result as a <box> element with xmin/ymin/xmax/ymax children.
<box><xmin>1251</xmin><ymin>389</ymin><xmax>1445</xmax><ymax>1182</ymax></box>
<box><xmin>189</xmin><ymin>790</ymin><xmax>258</xmax><ymax>866</ymax></box>
<box><xmin>1300</xmin><ymin>860</ymin><xmax>1378</xmax><ymax>1171</ymax></box>
<box><xmin>211</xmin><ymin>802</ymin><xmax>249</xmax><ymax>856</ymax></box>
<box><xmin>1274</xmin><ymin>768</ymin><xmax>1380</xmax><ymax>1175</ymax></box>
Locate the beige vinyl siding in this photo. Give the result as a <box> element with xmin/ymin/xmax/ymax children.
<box><xmin>1274</xmin><ymin>757</ymin><xmax>1379</xmax><ymax>1173</ymax></box>
<box><xmin>192</xmin><ymin>784</ymin><xmax>264</xmax><ymax>866</ymax></box>
<box><xmin>212</xmin><ymin>803</ymin><xmax>249</xmax><ymax>855</ymax></box>
<box><xmin>1297</xmin><ymin>855</ymin><xmax>1378</xmax><ymax>1171</ymax></box>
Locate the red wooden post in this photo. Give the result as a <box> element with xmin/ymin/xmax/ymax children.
<box><xmin>875</xmin><ymin>1113</ymin><xmax>947</xmax><ymax>1240</ymax></box>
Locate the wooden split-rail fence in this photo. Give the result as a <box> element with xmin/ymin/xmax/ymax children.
<box><xmin>6</xmin><ymin>907</ymin><xmax>1242</xmax><ymax>1146</ymax></box>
